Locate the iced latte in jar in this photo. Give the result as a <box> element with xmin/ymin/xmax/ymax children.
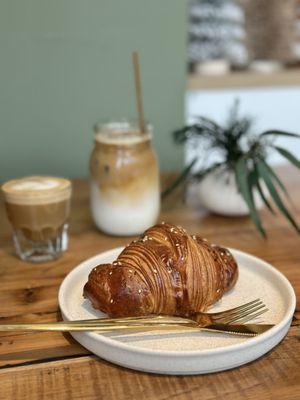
<box><xmin>89</xmin><ymin>120</ymin><xmax>160</xmax><ymax>235</ymax></box>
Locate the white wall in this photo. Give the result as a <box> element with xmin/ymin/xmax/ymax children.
<box><xmin>186</xmin><ymin>86</ymin><xmax>300</xmax><ymax>167</ymax></box>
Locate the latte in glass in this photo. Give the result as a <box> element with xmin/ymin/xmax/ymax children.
<box><xmin>2</xmin><ymin>176</ymin><xmax>72</xmax><ymax>262</ymax></box>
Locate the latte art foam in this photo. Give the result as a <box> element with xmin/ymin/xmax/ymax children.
<box><xmin>11</xmin><ymin>179</ymin><xmax>59</xmax><ymax>191</ymax></box>
<box><xmin>2</xmin><ymin>176</ymin><xmax>71</xmax><ymax>205</ymax></box>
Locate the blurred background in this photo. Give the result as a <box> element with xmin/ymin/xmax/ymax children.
<box><xmin>1</xmin><ymin>0</ymin><xmax>300</xmax><ymax>181</ymax></box>
<box><xmin>186</xmin><ymin>0</ymin><xmax>300</xmax><ymax>168</ymax></box>
<box><xmin>0</xmin><ymin>0</ymin><xmax>186</xmax><ymax>180</ymax></box>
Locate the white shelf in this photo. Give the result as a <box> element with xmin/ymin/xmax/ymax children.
<box><xmin>188</xmin><ymin>69</ymin><xmax>300</xmax><ymax>90</ymax></box>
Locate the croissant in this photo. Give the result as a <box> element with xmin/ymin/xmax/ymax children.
<box><xmin>83</xmin><ymin>223</ymin><xmax>238</xmax><ymax>317</ymax></box>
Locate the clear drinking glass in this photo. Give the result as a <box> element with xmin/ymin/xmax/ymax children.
<box><xmin>1</xmin><ymin>176</ymin><xmax>72</xmax><ymax>262</ymax></box>
<box><xmin>89</xmin><ymin>119</ymin><xmax>160</xmax><ymax>236</ymax></box>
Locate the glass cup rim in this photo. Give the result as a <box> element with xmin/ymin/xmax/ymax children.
<box><xmin>93</xmin><ymin>118</ymin><xmax>153</xmax><ymax>145</ymax></box>
<box><xmin>94</xmin><ymin>118</ymin><xmax>152</xmax><ymax>133</ymax></box>
<box><xmin>2</xmin><ymin>176</ymin><xmax>72</xmax><ymax>205</ymax></box>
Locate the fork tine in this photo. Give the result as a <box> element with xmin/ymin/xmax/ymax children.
<box><xmin>210</xmin><ymin>299</ymin><xmax>261</xmax><ymax>317</ymax></box>
<box><xmin>212</xmin><ymin>299</ymin><xmax>262</xmax><ymax>320</ymax></box>
<box><xmin>234</xmin><ymin>308</ymin><xmax>269</xmax><ymax>324</ymax></box>
<box><xmin>222</xmin><ymin>304</ymin><xmax>267</xmax><ymax>324</ymax></box>
<box><xmin>223</xmin><ymin>304</ymin><xmax>267</xmax><ymax>324</ymax></box>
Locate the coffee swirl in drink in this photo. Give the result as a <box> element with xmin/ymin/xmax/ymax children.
<box><xmin>89</xmin><ymin>121</ymin><xmax>160</xmax><ymax>236</ymax></box>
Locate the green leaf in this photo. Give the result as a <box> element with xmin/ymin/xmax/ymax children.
<box><xmin>256</xmin><ymin>160</ymin><xmax>300</xmax><ymax>233</ymax></box>
<box><xmin>235</xmin><ymin>158</ymin><xmax>266</xmax><ymax>237</ymax></box>
<box><xmin>252</xmin><ymin>165</ymin><xmax>276</xmax><ymax>215</ymax></box>
<box><xmin>231</xmin><ymin>118</ymin><xmax>252</xmax><ymax>141</ymax></box>
<box><xmin>198</xmin><ymin>116</ymin><xmax>222</xmax><ymax>133</ymax></box>
<box><xmin>161</xmin><ymin>158</ymin><xmax>197</xmax><ymax>199</ymax></box>
<box><xmin>260</xmin><ymin>160</ymin><xmax>291</xmax><ymax>201</ymax></box>
<box><xmin>260</xmin><ymin>130</ymin><xmax>300</xmax><ymax>139</ymax></box>
<box><xmin>274</xmin><ymin>146</ymin><xmax>300</xmax><ymax>169</ymax></box>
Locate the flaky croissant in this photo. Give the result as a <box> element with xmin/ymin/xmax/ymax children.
<box><xmin>83</xmin><ymin>223</ymin><xmax>238</xmax><ymax>317</ymax></box>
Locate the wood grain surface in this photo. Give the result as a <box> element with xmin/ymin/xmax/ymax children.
<box><xmin>0</xmin><ymin>168</ymin><xmax>299</xmax><ymax>399</ymax></box>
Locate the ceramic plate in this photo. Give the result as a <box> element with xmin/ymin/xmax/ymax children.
<box><xmin>58</xmin><ymin>247</ymin><xmax>295</xmax><ymax>375</ymax></box>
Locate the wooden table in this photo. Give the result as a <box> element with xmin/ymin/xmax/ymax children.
<box><xmin>0</xmin><ymin>168</ymin><xmax>299</xmax><ymax>400</ymax></box>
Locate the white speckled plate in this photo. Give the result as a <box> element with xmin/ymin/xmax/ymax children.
<box><xmin>59</xmin><ymin>247</ymin><xmax>295</xmax><ymax>375</ymax></box>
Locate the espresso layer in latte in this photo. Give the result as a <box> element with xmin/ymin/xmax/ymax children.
<box><xmin>5</xmin><ymin>200</ymin><xmax>70</xmax><ymax>241</ymax></box>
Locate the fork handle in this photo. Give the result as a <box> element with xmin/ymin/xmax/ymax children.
<box><xmin>0</xmin><ymin>315</ymin><xmax>194</xmax><ymax>332</ymax></box>
<box><xmin>0</xmin><ymin>322</ymin><xmax>195</xmax><ymax>332</ymax></box>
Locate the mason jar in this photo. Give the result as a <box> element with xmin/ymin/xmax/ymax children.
<box><xmin>89</xmin><ymin>119</ymin><xmax>160</xmax><ymax>236</ymax></box>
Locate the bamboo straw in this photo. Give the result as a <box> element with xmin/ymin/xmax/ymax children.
<box><xmin>132</xmin><ymin>51</ymin><xmax>145</xmax><ymax>134</ymax></box>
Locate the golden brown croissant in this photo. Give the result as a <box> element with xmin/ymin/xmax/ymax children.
<box><xmin>83</xmin><ymin>223</ymin><xmax>238</xmax><ymax>317</ymax></box>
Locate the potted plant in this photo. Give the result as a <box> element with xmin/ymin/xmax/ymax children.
<box><xmin>163</xmin><ymin>102</ymin><xmax>300</xmax><ymax>237</ymax></box>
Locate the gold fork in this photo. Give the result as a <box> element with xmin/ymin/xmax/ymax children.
<box><xmin>0</xmin><ymin>299</ymin><xmax>272</xmax><ymax>336</ymax></box>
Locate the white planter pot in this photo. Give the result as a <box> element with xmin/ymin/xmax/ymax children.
<box><xmin>197</xmin><ymin>168</ymin><xmax>264</xmax><ymax>217</ymax></box>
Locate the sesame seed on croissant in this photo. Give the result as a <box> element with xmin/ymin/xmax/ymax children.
<box><xmin>83</xmin><ymin>223</ymin><xmax>238</xmax><ymax>317</ymax></box>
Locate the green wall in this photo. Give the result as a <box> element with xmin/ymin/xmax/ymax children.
<box><xmin>0</xmin><ymin>0</ymin><xmax>186</xmax><ymax>181</ymax></box>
